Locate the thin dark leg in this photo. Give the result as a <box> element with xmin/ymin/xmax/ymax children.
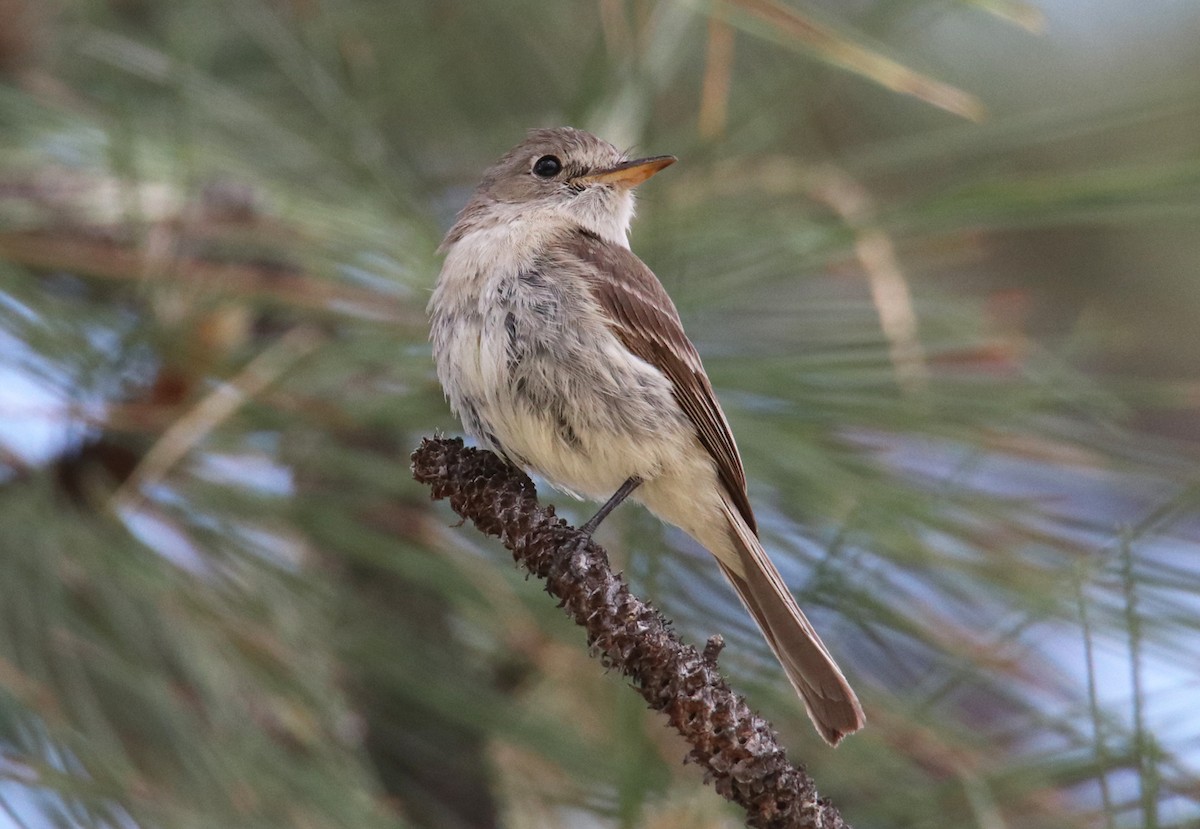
<box><xmin>579</xmin><ymin>476</ymin><xmax>643</xmax><ymax>536</ymax></box>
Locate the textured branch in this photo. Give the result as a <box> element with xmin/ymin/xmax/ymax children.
<box><xmin>411</xmin><ymin>437</ymin><xmax>852</xmax><ymax>829</ymax></box>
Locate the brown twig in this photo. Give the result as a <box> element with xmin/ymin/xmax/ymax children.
<box><xmin>411</xmin><ymin>437</ymin><xmax>852</xmax><ymax>829</ymax></box>
<box><xmin>0</xmin><ymin>228</ymin><xmax>423</xmax><ymax>328</ymax></box>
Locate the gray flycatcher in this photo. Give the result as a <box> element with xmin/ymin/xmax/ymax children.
<box><xmin>429</xmin><ymin>127</ymin><xmax>864</xmax><ymax>745</ymax></box>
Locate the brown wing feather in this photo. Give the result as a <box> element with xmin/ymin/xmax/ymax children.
<box><xmin>563</xmin><ymin>229</ymin><xmax>757</xmax><ymax>533</ymax></box>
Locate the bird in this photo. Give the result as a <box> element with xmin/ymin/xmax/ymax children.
<box><xmin>428</xmin><ymin>127</ymin><xmax>864</xmax><ymax>745</ymax></box>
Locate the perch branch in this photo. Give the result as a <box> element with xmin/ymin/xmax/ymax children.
<box><xmin>411</xmin><ymin>437</ymin><xmax>852</xmax><ymax>829</ymax></box>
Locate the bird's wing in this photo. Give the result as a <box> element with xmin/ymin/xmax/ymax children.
<box><xmin>561</xmin><ymin>228</ymin><xmax>757</xmax><ymax>533</ymax></box>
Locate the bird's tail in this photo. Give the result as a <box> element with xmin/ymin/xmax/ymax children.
<box><xmin>716</xmin><ymin>495</ymin><xmax>865</xmax><ymax>746</ymax></box>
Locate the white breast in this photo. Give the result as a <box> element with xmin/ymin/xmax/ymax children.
<box><xmin>430</xmin><ymin>217</ymin><xmax>695</xmax><ymax>502</ymax></box>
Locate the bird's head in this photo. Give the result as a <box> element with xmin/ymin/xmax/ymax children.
<box><xmin>450</xmin><ymin>127</ymin><xmax>675</xmax><ymax>248</ymax></box>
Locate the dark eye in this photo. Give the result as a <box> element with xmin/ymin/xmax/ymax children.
<box><xmin>532</xmin><ymin>155</ymin><xmax>562</xmax><ymax>178</ymax></box>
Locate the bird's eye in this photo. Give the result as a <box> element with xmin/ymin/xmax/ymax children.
<box><xmin>532</xmin><ymin>155</ymin><xmax>562</xmax><ymax>178</ymax></box>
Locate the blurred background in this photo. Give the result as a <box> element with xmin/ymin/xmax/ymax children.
<box><xmin>1</xmin><ymin>1</ymin><xmax>1198</xmax><ymax>827</ymax></box>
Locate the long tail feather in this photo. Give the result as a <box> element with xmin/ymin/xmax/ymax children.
<box><xmin>717</xmin><ymin>497</ymin><xmax>865</xmax><ymax>745</ymax></box>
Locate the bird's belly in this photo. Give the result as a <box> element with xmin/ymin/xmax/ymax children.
<box><xmin>446</xmin><ymin>313</ymin><xmax>691</xmax><ymax>501</ymax></box>
<box><xmin>494</xmin><ymin>409</ymin><xmax>679</xmax><ymax>501</ymax></box>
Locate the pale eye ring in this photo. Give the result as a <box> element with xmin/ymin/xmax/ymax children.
<box><xmin>532</xmin><ymin>155</ymin><xmax>562</xmax><ymax>178</ymax></box>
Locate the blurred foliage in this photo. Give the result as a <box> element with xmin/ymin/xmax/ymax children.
<box><xmin>0</xmin><ymin>0</ymin><xmax>1198</xmax><ymax>827</ymax></box>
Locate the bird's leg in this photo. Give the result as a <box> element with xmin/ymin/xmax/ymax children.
<box><xmin>579</xmin><ymin>476</ymin><xmax>643</xmax><ymax>536</ymax></box>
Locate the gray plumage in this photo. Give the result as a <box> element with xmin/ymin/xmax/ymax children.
<box><xmin>429</xmin><ymin>127</ymin><xmax>865</xmax><ymax>745</ymax></box>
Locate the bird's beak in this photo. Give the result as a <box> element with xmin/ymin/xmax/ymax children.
<box><xmin>576</xmin><ymin>155</ymin><xmax>676</xmax><ymax>189</ymax></box>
